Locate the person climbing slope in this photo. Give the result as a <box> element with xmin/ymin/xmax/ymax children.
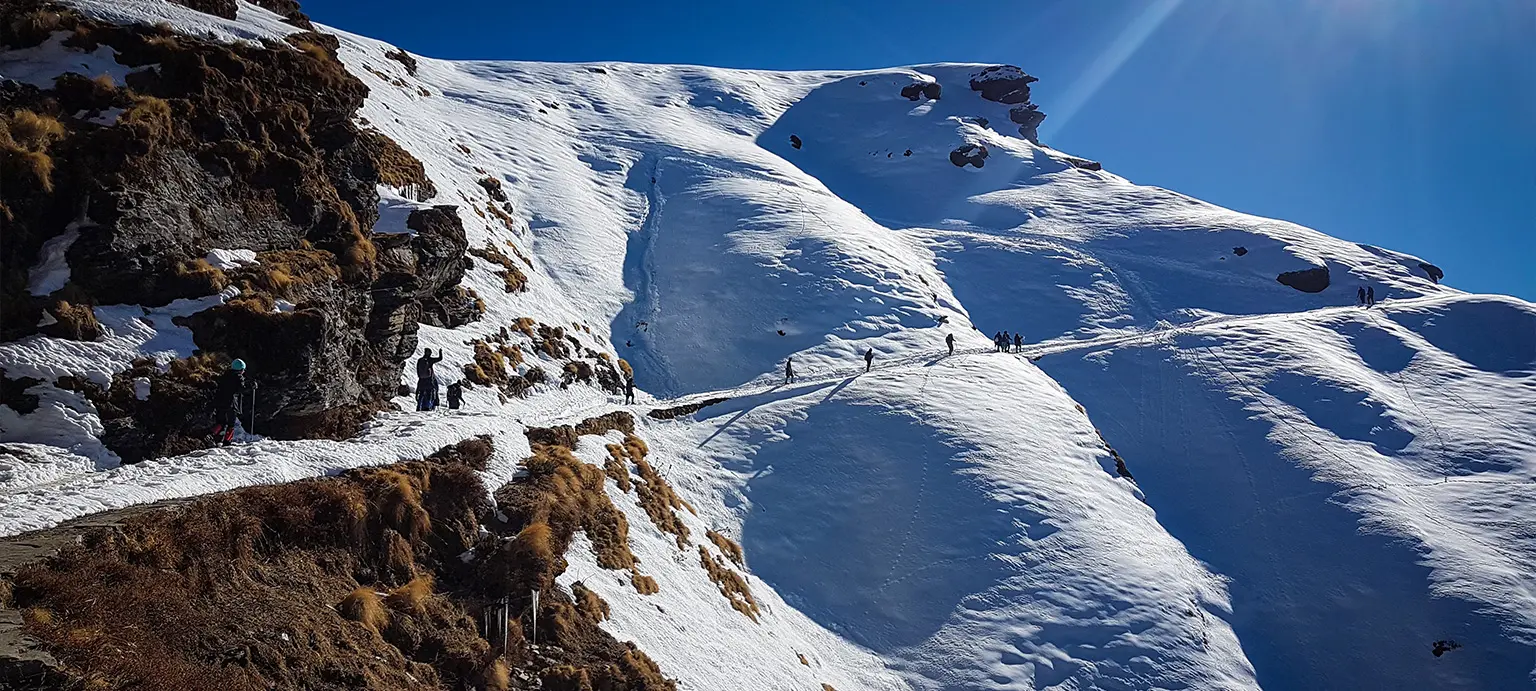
<box><xmin>1357</xmin><ymin>286</ymin><xmax>1367</xmax><ymax>307</ymax></box>
<box><xmin>1367</xmin><ymin>286</ymin><xmax>1376</xmax><ymax>308</ymax></box>
<box><xmin>864</xmin><ymin>348</ymin><xmax>875</xmax><ymax>372</ymax></box>
<box><xmin>785</xmin><ymin>357</ymin><xmax>795</xmax><ymax>384</ymax></box>
<box><xmin>210</xmin><ymin>359</ymin><xmax>249</xmax><ymax>447</ymax></box>
<box><xmin>993</xmin><ymin>331</ymin><xmax>1004</xmax><ymax>352</ymax></box>
<box><xmin>416</xmin><ymin>348</ymin><xmax>443</xmax><ymax>411</ymax></box>
<box><xmin>1002</xmin><ymin>331</ymin><xmax>1011</xmax><ymax>354</ymax></box>
<box><xmin>1013</xmin><ymin>332</ymin><xmax>1022</xmax><ymax>353</ymax></box>
<box><xmin>446</xmin><ymin>381</ymin><xmax>464</xmax><ymax>410</ymax></box>
<box><xmin>946</xmin><ymin>333</ymin><xmax>955</xmax><ymax>356</ymax></box>
<box><xmin>623</xmin><ymin>375</ymin><xmax>636</xmax><ymax>404</ymax></box>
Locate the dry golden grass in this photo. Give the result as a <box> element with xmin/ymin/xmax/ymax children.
<box><xmin>630</xmin><ymin>572</ymin><xmax>659</xmax><ymax>595</ymax></box>
<box><xmin>623</xmin><ymin>433</ymin><xmax>693</xmax><ymax>547</ymax></box>
<box><xmin>43</xmin><ymin>300</ymin><xmax>101</xmax><ymax>341</ymax></box>
<box><xmin>822</xmin><ymin>685</ymin><xmax>837</xmax><ymax>691</ymax></box>
<box><xmin>699</xmin><ymin>546</ymin><xmax>759</xmax><ymax>622</ymax></box>
<box><xmin>7</xmin><ymin>110</ymin><xmax>65</xmax><ymax>150</ymax></box>
<box><xmin>339</xmin><ymin>587</ymin><xmax>389</xmax><ymax>633</ymax></box>
<box><xmin>798</xmin><ymin>653</ymin><xmax>809</xmax><ymax>666</ymax></box>
<box><xmin>572</xmin><ymin>582</ymin><xmax>610</xmax><ymax>622</ymax></box>
<box><xmin>603</xmin><ymin>443</ymin><xmax>633</xmax><ymax>493</ymax></box>
<box><xmin>174</xmin><ymin>258</ymin><xmax>229</xmax><ymax>295</ymax></box>
<box><xmin>617</xmin><ymin>358</ymin><xmax>634</xmax><ymax>379</ymax></box>
<box><xmin>384</xmin><ymin>575</ymin><xmax>434</xmax><ymax>614</ymax></box>
<box><xmin>707</xmin><ymin>530</ymin><xmax>744</xmax><ymax>567</ymax></box>
<box><xmin>481</xmin><ymin>659</ymin><xmax>511</xmax><ymax>691</ymax></box>
<box><xmin>468</xmin><ymin>243</ymin><xmax>528</xmax><ymax>293</ymax></box>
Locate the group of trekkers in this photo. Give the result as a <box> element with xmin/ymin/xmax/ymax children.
<box><xmin>993</xmin><ymin>330</ymin><xmax>1023</xmax><ymax>353</ymax></box>
<box><xmin>783</xmin><ymin>347</ymin><xmax>880</xmax><ymax>384</ymax></box>
<box><xmin>1357</xmin><ymin>285</ymin><xmax>1377</xmax><ymax>308</ymax></box>
<box><xmin>412</xmin><ymin>349</ymin><xmax>466</xmax><ymax>412</ymax></box>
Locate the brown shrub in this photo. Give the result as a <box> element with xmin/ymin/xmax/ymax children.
<box><xmin>359</xmin><ymin>127</ymin><xmax>435</xmax><ymax>199</ymax></box>
<box><xmin>823</xmin><ymin>685</ymin><xmax>837</xmax><ymax>691</ymax></box>
<box><xmin>383</xmin><ymin>48</ymin><xmax>418</xmax><ymax>76</ymax></box>
<box><xmin>500</xmin><ymin>443</ymin><xmax>638</xmax><ymax>580</ymax></box>
<box><xmin>481</xmin><ymin>659</ymin><xmax>511</xmax><ymax>691</ymax></box>
<box><xmin>707</xmin><ymin>530</ymin><xmax>744</xmax><ymax>567</ymax></box>
<box><xmin>120</xmin><ymin>94</ymin><xmax>174</xmax><ymax>149</ymax></box>
<box><xmin>572</xmin><ymin>582</ymin><xmax>610</xmax><ymax>622</ymax></box>
<box><xmin>340</xmin><ymin>588</ymin><xmax>390</xmax><ymax>633</ymax></box>
<box><xmin>617</xmin><ymin>358</ymin><xmax>634</xmax><ymax>378</ymax></box>
<box><xmin>699</xmin><ymin>546</ymin><xmax>759</xmax><ymax>622</ymax></box>
<box><xmin>798</xmin><ymin>652</ymin><xmax>809</xmax><ymax>666</ymax></box>
<box><xmin>543</xmin><ymin>665</ymin><xmax>593</xmax><ymax>691</ymax></box>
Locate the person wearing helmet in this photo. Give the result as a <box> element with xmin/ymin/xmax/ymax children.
<box><xmin>210</xmin><ymin>359</ymin><xmax>249</xmax><ymax>446</ymax></box>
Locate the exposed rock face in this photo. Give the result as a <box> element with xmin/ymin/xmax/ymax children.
<box><xmin>0</xmin><ymin>3</ymin><xmax>464</xmax><ymax>456</ymax></box>
<box><xmin>168</xmin><ymin>0</ymin><xmax>237</xmax><ymax>19</ymax></box>
<box><xmin>789</xmin><ymin>134</ymin><xmax>802</xmax><ymax>150</ymax></box>
<box><xmin>1009</xmin><ymin>105</ymin><xmax>1046</xmax><ymax>144</ymax></box>
<box><xmin>1419</xmin><ymin>262</ymin><xmax>1444</xmax><ymax>284</ymax></box>
<box><xmin>970</xmin><ymin>65</ymin><xmax>1038</xmax><ymax>104</ymax></box>
<box><xmin>1062</xmin><ymin>155</ymin><xmax>1102</xmax><ymax>171</ymax></box>
<box><xmin>1277</xmin><ymin>266</ymin><xmax>1331</xmax><ymax>293</ymax></box>
<box><xmin>1233</xmin><ymin>246</ymin><xmax>1249</xmax><ymax>256</ymax></box>
<box><xmin>950</xmin><ymin>143</ymin><xmax>989</xmax><ymax>169</ymax></box>
<box><xmin>900</xmin><ymin>80</ymin><xmax>941</xmax><ymax>101</ymax></box>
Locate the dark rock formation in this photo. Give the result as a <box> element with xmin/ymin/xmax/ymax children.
<box><xmin>168</xmin><ymin>0</ymin><xmax>237</xmax><ymax>19</ymax></box>
<box><xmin>384</xmin><ymin>48</ymin><xmax>418</xmax><ymax>76</ymax></box>
<box><xmin>900</xmin><ymin>80</ymin><xmax>942</xmax><ymax>101</ymax></box>
<box><xmin>648</xmin><ymin>397</ymin><xmax>729</xmax><ymax>421</ymax></box>
<box><xmin>0</xmin><ymin>371</ymin><xmax>40</xmax><ymax>415</ymax></box>
<box><xmin>949</xmin><ymin>143</ymin><xmax>989</xmax><ymax>169</ymax></box>
<box><xmin>0</xmin><ymin>3</ymin><xmax>466</xmax><ymax>457</ymax></box>
<box><xmin>789</xmin><ymin>134</ymin><xmax>802</xmax><ymax>150</ymax></box>
<box><xmin>1233</xmin><ymin>246</ymin><xmax>1249</xmax><ymax>256</ymax></box>
<box><xmin>1009</xmin><ymin>105</ymin><xmax>1046</xmax><ymax>144</ymax></box>
<box><xmin>1419</xmin><ymin>262</ymin><xmax>1444</xmax><ymax>284</ymax></box>
<box><xmin>1276</xmin><ymin>266</ymin><xmax>1331</xmax><ymax>293</ymax></box>
<box><xmin>1062</xmin><ymin>155</ymin><xmax>1102</xmax><ymax>171</ymax></box>
<box><xmin>959</xmin><ymin>116</ymin><xmax>988</xmax><ymax>127</ymax></box>
<box><xmin>970</xmin><ymin>65</ymin><xmax>1038</xmax><ymax>104</ymax></box>
<box><xmin>249</xmin><ymin>0</ymin><xmax>314</xmax><ymax>28</ymax></box>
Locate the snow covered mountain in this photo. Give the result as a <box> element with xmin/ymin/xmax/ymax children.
<box><xmin>1</xmin><ymin>1</ymin><xmax>1533</xmax><ymax>689</ymax></box>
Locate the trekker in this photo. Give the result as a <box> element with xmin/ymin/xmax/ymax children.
<box><xmin>993</xmin><ymin>332</ymin><xmax>1004</xmax><ymax>352</ymax></box>
<box><xmin>1002</xmin><ymin>331</ymin><xmax>1011</xmax><ymax>353</ymax></box>
<box><xmin>623</xmin><ymin>376</ymin><xmax>636</xmax><ymax>404</ymax></box>
<box><xmin>864</xmin><ymin>348</ymin><xmax>875</xmax><ymax>372</ymax></box>
<box><xmin>1367</xmin><ymin>286</ymin><xmax>1376</xmax><ymax>308</ymax></box>
<box><xmin>416</xmin><ymin>348</ymin><xmax>443</xmax><ymax>411</ymax></box>
<box><xmin>785</xmin><ymin>357</ymin><xmax>795</xmax><ymax>384</ymax></box>
<box><xmin>1013</xmin><ymin>332</ymin><xmax>1022</xmax><ymax>353</ymax></box>
<box><xmin>210</xmin><ymin>359</ymin><xmax>248</xmax><ymax>447</ymax></box>
<box><xmin>446</xmin><ymin>381</ymin><xmax>464</xmax><ymax>410</ymax></box>
<box><xmin>1357</xmin><ymin>286</ymin><xmax>1367</xmax><ymax>307</ymax></box>
<box><xmin>946</xmin><ymin>333</ymin><xmax>955</xmax><ymax>356</ymax></box>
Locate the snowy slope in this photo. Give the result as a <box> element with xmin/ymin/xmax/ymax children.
<box><xmin>3</xmin><ymin>1</ymin><xmax>1534</xmax><ymax>689</ymax></box>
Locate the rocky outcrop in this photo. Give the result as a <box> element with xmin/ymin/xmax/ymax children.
<box><xmin>900</xmin><ymin>80</ymin><xmax>941</xmax><ymax>101</ymax></box>
<box><xmin>1009</xmin><ymin>105</ymin><xmax>1046</xmax><ymax>144</ymax></box>
<box><xmin>1277</xmin><ymin>266</ymin><xmax>1331</xmax><ymax>293</ymax></box>
<box><xmin>0</xmin><ymin>2</ymin><xmax>466</xmax><ymax>456</ymax></box>
<box><xmin>789</xmin><ymin>134</ymin><xmax>802</xmax><ymax>150</ymax></box>
<box><xmin>1419</xmin><ymin>262</ymin><xmax>1444</xmax><ymax>284</ymax></box>
<box><xmin>1233</xmin><ymin>246</ymin><xmax>1248</xmax><ymax>256</ymax></box>
<box><xmin>949</xmin><ymin>143</ymin><xmax>989</xmax><ymax>169</ymax></box>
<box><xmin>1061</xmin><ymin>155</ymin><xmax>1102</xmax><ymax>171</ymax></box>
<box><xmin>970</xmin><ymin>65</ymin><xmax>1038</xmax><ymax>104</ymax></box>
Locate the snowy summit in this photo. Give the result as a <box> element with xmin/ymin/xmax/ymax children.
<box><xmin>0</xmin><ymin>1</ymin><xmax>1532</xmax><ymax>690</ymax></box>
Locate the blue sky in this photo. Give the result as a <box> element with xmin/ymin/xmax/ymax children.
<box><xmin>303</xmin><ymin>0</ymin><xmax>1536</xmax><ymax>299</ymax></box>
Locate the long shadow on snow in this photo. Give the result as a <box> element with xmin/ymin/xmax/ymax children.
<box><xmin>1039</xmin><ymin>341</ymin><xmax>1534</xmax><ymax>691</ymax></box>
<box><xmin>735</xmin><ymin>386</ymin><xmax>1015</xmax><ymax>653</ymax></box>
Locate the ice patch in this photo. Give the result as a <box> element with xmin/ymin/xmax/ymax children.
<box><xmin>26</xmin><ymin>227</ymin><xmax>79</xmax><ymax>297</ymax></box>
<box><xmin>205</xmin><ymin>248</ymin><xmax>258</xmax><ymax>270</ymax></box>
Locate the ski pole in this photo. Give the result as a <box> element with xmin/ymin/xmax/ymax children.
<box><xmin>248</xmin><ymin>381</ymin><xmax>259</xmax><ymax>436</ymax></box>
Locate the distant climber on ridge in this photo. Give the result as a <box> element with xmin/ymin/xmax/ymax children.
<box><xmin>416</xmin><ymin>348</ymin><xmax>443</xmax><ymax>411</ymax></box>
<box><xmin>994</xmin><ymin>331</ymin><xmax>1004</xmax><ymax>352</ymax></box>
<box><xmin>210</xmin><ymin>359</ymin><xmax>249</xmax><ymax>447</ymax></box>
<box><xmin>864</xmin><ymin>348</ymin><xmax>875</xmax><ymax>372</ymax></box>
<box><xmin>1367</xmin><ymin>286</ymin><xmax>1376</xmax><ymax>308</ymax></box>
<box><xmin>1013</xmin><ymin>332</ymin><xmax>1023</xmax><ymax>353</ymax></box>
<box><xmin>624</xmin><ymin>375</ymin><xmax>636</xmax><ymax>404</ymax></box>
<box><xmin>1357</xmin><ymin>286</ymin><xmax>1367</xmax><ymax>307</ymax></box>
<box><xmin>1002</xmin><ymin>331</ymin><xmax>1011</xmax><ymax>354</ymax></box>
<box><xmin>446</xmin><ymin>380</ymin><xmax>464</xmax><ymax>410</ymax></box>
<box><xmin>785</xmin><ymin>357</ymin><xmax>795</xmax><ymax>384</ymax></box>
<box><xmin>946</xmin><ymin>333</ymin><xmax>955</xmax><ymax>356</ymax></box>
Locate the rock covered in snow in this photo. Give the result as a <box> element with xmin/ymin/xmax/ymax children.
<box><xmin>969</xmin><ymin>64</ymin><xmax>1038</xmax><ymax>104</ymax></box>
<box><xmin>899</xmin><ymin>79</ymin><xmax>941</xmax><ymax>101</ymax></box>
<box><xmin>949</xmin><ymin>143</ymin><xmax>989</xmax><ymax>168</ymax></box>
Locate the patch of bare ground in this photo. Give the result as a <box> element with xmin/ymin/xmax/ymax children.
<box><xmin>0</xmin><ymin>434</ymin><xmax>675</xmax><ymax>689</ymax></box>
<box><xmin>698</xmin><ymin>546</ymin><xmax>759</xmax><ymax>622</ymax></box>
